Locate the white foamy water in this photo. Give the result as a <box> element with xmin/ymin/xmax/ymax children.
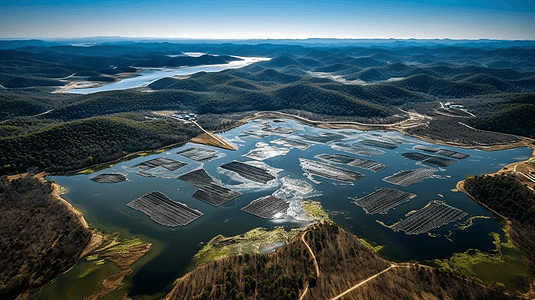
<box><xmin>243</xmin><ymin>143</ymin><xmax>291</xmax><ymax>161</ymax></box>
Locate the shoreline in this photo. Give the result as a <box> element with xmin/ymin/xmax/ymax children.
<box><xmin>455</xmin><ymin>144</ymin><xmax>535</xmax><ymax>295</ymax></box>
<box><xmin>233</xmin><ymin>110</ymin><xmax>534</xmax><ymax>152</ymax></box>
<box><xmin>38</xmin><ymin>175</ymin><xmax>153</xmax><ymax>299</ymax></box>
<box><xmin>11</xmin><ymin>110</ymin><xmax>531</xmax><ymax>180</ymax></box>
<box><xmin>52</xmin><ymin>70</ymin><xmax>143</xmax><ymax>94</ymax></box>
<box><xmin>455</xmin><ymin>142</ymin><xmax>535</xmax><ymax>238</ymax></box>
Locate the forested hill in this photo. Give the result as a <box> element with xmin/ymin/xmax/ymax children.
<box><xmin>165</xmin><ymin>221</ymin><xmax>520</xmax><ymax>300</ymax></box>
<box><xmin>1</xmin><ymin>40</ymin><xmax>535</xmax><ymax>175</ymax></box>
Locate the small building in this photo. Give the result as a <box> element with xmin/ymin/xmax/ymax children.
<box><xmin>444</xmin><ymin>102</ymin><xmax>464</xmax><ymax>109</ymax></box>
<box><xmin>169</xmin><ymin>113</ymin><xmax>197</xmax><ymax>121</ymax></box>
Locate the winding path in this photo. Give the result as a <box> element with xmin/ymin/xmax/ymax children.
<box><xmin>299</xmin><ymin>231</ymin><xmax>319</xmax><ymax>300</ymax></box>
<box><xmin>301</xmin><ymin>231</ymin><xmax>320</xmax><ymax>277</ymax></box>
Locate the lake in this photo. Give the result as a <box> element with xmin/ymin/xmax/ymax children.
<box><xmin>42</xmin><ymin>118</ymin><xmax>532</xmax><ymax>299</ymax></box>
<box><xmin>67</xmin><ymin>56</ymin><xmax>270</xmax><ymax>94</ymax></box>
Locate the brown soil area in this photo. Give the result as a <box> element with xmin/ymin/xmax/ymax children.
<box><xmin>106</xmin><ymin>243</ymin><xmax>153</xmax><ymax>270</ymax></box>
<box><xmin>83</xmin><ymin>269</ymin><xmax>133</xmax><ymax>300</ymax></box>
<box><xmin>191</xmin><ymin>132</ymin><xmax>236</xmax><ymax>150</ymax></box>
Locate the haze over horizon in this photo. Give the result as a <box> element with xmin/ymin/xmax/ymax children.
<box><xmin>1</xmin><ymin>0</ymin><xmax>534</xmax><ymax>40</ymax></box>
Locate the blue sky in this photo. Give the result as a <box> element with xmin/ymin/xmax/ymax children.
<box><xmin>1</xmin><ymin>0</ymin><xmax>534</xmax><ymax>39</ymax></box>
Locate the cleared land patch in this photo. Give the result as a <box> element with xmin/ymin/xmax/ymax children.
<box><xmin>177</xmin><ymin>147</ymin><xmax>219</xmax><ymax>162</ymax></box>
<box><xmin>354</xmin><ymin>188</ymin><xmax>416</xmax><ymax>214</ymax></box>
<box><xmin>331</xmin><ymin>142</ymin><xmax>385</xmax><ymax>156</ymax></box>
<box><xmin>132</xmin><ymin>157</ymin><xmax>187</xmax><ymax>171</ymax></box>
<box><xmin>219</xmin><ymin>161</ymin><xmax>276</xmax><ymax>184</ymax></box>
<box><xmin>126</xmin><ymin>191</ymin><xmax>203</xmax><ymax>227</ymax></box>
<box><xmin>241</xmin><ymin>195</ymin><xmax>289</xmax><ymax>219</ymax></box>
<box><xmin>316</xmin><ymin>153</ymin><xmax>387</xmax><ymax>172</ymax></box>
<box><xmin>402</xmin><ymin>152</ymin><xmax>457</xmax><ymax>168</ymax></box>
<box><xmin>178</xmin><ymin>168</ymin><xmax>242</xmax><ymax>206</ymax></box>
<box><xmin>90</xmin><ymin>173</ymin><xmax>127</xmax><ymax>183</ymax></box>
<box><xmin>413</xmin><ymin>145</ymin><xmax>470</xmax><ymax>159</ymax></box>
<box><xmin>392</xmin><ymin>200</ymin><xmax>467</xmax><ymax>235</ymax></box>
<box><xmin>299</xmin><ymin>158</ymin><xmax>364</xmax><ymax>182</ymax></box>
<box><xmin>359</xmin><ymin>139</ymin><xmax>398</xmax><ymax>149</ymax></box>
<box><xmin>383</xmin><ymin>167</ymin><xmax>437</xmax><ymax>187</ymax></box>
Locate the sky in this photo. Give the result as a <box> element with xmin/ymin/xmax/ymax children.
<box><xmin>1</xmin><ymin>0</ymin><xmax>534</xmax><ymax>40</ymax></box>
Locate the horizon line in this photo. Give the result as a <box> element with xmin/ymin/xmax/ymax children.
<box><xmin>2</xmin><ymin>36</ymin><xmax>535</xmax><ymax>42</ymax></box>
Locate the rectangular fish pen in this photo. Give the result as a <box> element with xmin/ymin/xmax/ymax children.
<box><xmin>359</xmin><ymin>139</ymin><xmax>398</xmax><ymax>149</ymax></box>
<box><xmin>402</xmin><ymin>152</ymin><xmax>457</xmax><ymax>168</ymax></box>
<box><xmin>315</xmin><ymin>153</ymin><xmax>388</xmax><ymax>172</ymax></box>
<box><xmin>177</xmin><ymin>147</ymin><xmax>219</xmax><ymax>162</ymax></box>
<box><xmin>354</xmin><ymin>188</ymin><xmax>415</xmax><ymax>214</ymax></box>
<box><xmin>133</xmin><ymin>157</ymin><xmax>187</xmax><ymax>171</ymax></box>
<box><xmin>331</xmin><ymin>142</ymin><xmax>385</xmax><ymax>157</ymax></box>
<box><xmin>382</xmin><ymin>168</ymin><xmax>437</xmax><ymax>187</ymax></box>
<box><xmin>392</xmin><ymin>201</ymin><xmax>467</xmax><ymax>235</ymax></box>
<box><xmin>413</xmin><ymin>145</ymin><xmax>470</xmax><ymax>159</ymax></box>
<box><xmin>241</xmin><ymin>195</ymin><xmax>289</xmax><ymax>219</ymax></box>
<box><xmin>178</xmin><ymin>168</ymin><xmax>242</xmax><ymax>206</ymax></box>
<box><xmin>299</xmin><ymin>158</ymin><xmax>364</xmax><ymax>182</ymax></box>
<box><xmin>219</xmin><ymin>161</ymin><xmax>276</xmax><ymax>184</ymax></box>
<box><xmin>126</xmin><ymin>191</ymin><xmax>203</xmax><ymax>227</ymax></box>
<box><xmin>90</xmin><ymin>173</ymin><xmax>127</xmax><ymax>183</ymax></box>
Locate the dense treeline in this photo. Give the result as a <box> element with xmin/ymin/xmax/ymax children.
<box><xmin>45</xmin><ymin>81</ymin><xmax>389</xmax><ymax>122</ymax></box>
<box><xmin>0</xmin><ymin>175</ymin><xmax>92</xmax><ymax>299</ymax></box>
<box><xmin>0</xmin><ymin>115</ymin><xmax>200</xmax><ymax>175</ymax></box>
<box><xmin>468</xmin><ymin>96</ymin><xmax>535</xmax><ymax>138</ymax></box>
<box><xmin>465</xmin><ymin>174</ymin><xmax>535</xmax><ymax>224</ymax></box>
<box><xmin>166</xmin><ymin>222</ymin><xmax>391</xmax><ymax>300</ymax></box>
<box><xmin>0</xmin><ymin>93</ymin><xmax>49</xmax><ymax>121</ymax></box>
<box><xmin>343</xmin><ymin>264</ymin><xmax>519</xmax><ymax>300</ymax></box>
<box><xmin>0</xmin><ymin>46</ymin><xmax>241</xmax><ymax>88</ymax></box>
<box><xmin>403</xmin><ymin>115</ymin><xmax>519</xmax><ymax>146</ymax></box>
<box><xmin>166</xmin><ymin>222</ymin><xmax>521</xmax><ymax>300</ymax></box>
<box><xmin>464</xmin><ymin>174</ymin><xmax>535</xmax><ymax>275</ymax></box>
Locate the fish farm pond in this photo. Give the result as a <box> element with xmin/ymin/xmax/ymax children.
<box><xmin>44</xmin><ymin>118</ymin><xmax>532</xmax><ymax>299</ymax></box>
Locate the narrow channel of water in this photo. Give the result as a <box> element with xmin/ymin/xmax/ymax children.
<box><xmin>67</xmin><ymin>56</ymin><xmax>270</xmax><ymax>94</ymax></box>
<box><xmin>44</xmin><ymin>119</ymin><xmax>532</xmax><ymax>298</ymax></box>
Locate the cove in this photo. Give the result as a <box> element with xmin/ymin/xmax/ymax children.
<box><xmin>67</xmin><ymin>56</ymin><xmax>270</xmax><ymax>94</ymax></box>
<box><xmin>44</xmin><ymin>118</ymin><xmax>532</xmax><ymax>299</ymax></box>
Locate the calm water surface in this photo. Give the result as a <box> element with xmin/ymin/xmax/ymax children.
<box><xmin>67</xmin><ymin>56</ymin><xmax>269</xmax><ymax>94</ymax></box>
<box><xmin>43</xmin><ymin>119</ymin><xmax>532</xmax><ymax>299</ymax></box>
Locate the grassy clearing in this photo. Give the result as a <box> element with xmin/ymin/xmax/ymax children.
<box><xmin>301</xmin><ymin>200</ymin><xmax>330</xmax><ymax>221</ymax></box>
<box><xmin>357</xmin><ymin>238</ymin><xmax>384</xmax><ymax>253</ymax></box>
<box><xmin>457</xmin><ymin>215</ymin><xmax>491</xmax><ymax>230</ymax></box>
<box><xmin>192</xmin><ymin>201</ymin><xmax>331</xmax><ymax>265</ymax></box>
<box><xmin>193</xmin><ymin>227</ymin><xmax>303</xmax><ymax>265</ymax></box>
<box><xmin>106</xmin><ymin>237</ymin><xmax>145</xmax><ymax>254</ymax></box>
<box><xmin>78</xmin><ymin>163</ymin><xmax>115</xmax><ymax>174</ymax></box>
<box><xmin>58</xmin><ymin>186</ymin><xmax>69</xmax><ymax>195</ymax></box>
<box><xmin>433</xmin><ymin>227</ymin><xmax>530</xmax><ymax>292</ymax></box>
